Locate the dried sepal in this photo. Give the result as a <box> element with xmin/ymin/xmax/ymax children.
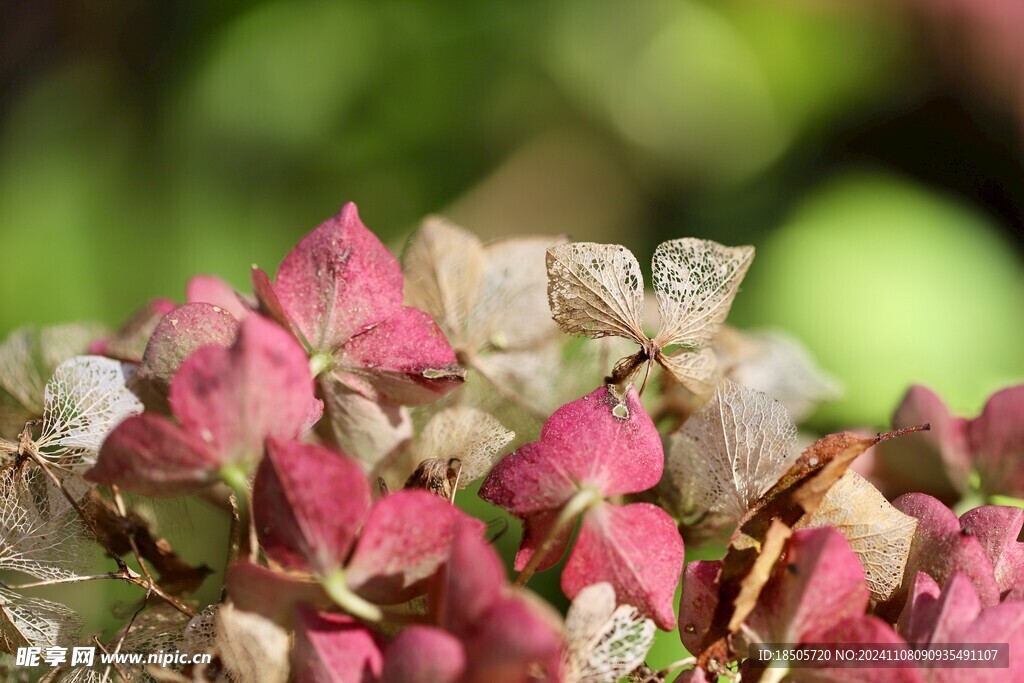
<box><xmin>0</xmin><ymin>587</ymin><xmax>82</xmax><ymax>651</ymax></box>
<box><xmin>651</xmin><ymin>238</ymin><xmax>754</xmax><ymax>350</ymax></box>
<box><xmin>319</xmin><ymin>383</ymin><xmax>412</xmax><ymax>470</ymax></box>
<box><xmin>34</xmin><ymin>356</ymin><xmax>144</xmax><ymax>466</ymax></box>
<box><xmin>546</xmin><ymin>242</ymin><xmax>646</xmax><ymax>342</ymax></box>
<box><xmin>89</xmin><ymin>299</ymin><xmax>175</xmax><ymax>364</ymax></box>
<box><xmin>546</xmin><ymin>238</ymin><xmax>751</xmax><ymax>394</ymax></box>
<box><xmin>562</xmin><ymin>582</ymin><xmax>656</xmax><ymax>683</ymax></box>
<box><xmin>799</xmin><ymin>470</ymin><xmax>918</xmax><ymax>603</ymax></box>
<box><xmin>714</xmin><ymin>327</ymin><xmax>842</xmax><ymax>422</ymax></box>
<box><xmin>213</xmin><ymin>603</ymin><xmax>291</xmax><ymax>683</ymax></box>
<box><xmin>667</xmin><ymin>380</ymin><xmax>799</xmax><ymax>521</ymax></box>
<box><xmin>0</xmin><ymin>323</ymin><xmax>106</xmax><ymax>434</ymax></box>
<box><xmin>0</xmin><ymin>463</ymin><xmax>92</xmax><ymax>581</ymax></box>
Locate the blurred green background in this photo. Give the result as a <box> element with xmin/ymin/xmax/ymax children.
<box><xmin>2</xmin><ymin>0</ymin><xmax>1023</xmax><ymax>669</ymax></box>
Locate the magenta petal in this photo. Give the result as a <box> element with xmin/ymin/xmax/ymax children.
<box><xmin>253</xmin><ymin>439</ymin><xmax>371</xmax><ymax>574</ymax></box>
<box><xmin>747</xmin><ymin>528</ymin><xmax>869</xmax><ymax>645</ymax></box>
<box><xmin>186</xmin><ymin>274</ymin><xmax>251</xmax><ymax>320</ymax></box>
<box><xmin>959</xmin><ymin>506</ymin><xmax>1024</xmax><ymax>598</ymax></box>
<box><xmin>334</xmin><ymin>306</ymin><xmax>463</xmax><ymax>404</ymax></box>
<box><xmin>513</xmin><ymin>509</ymin><xmax>574</xmax><ymax>573</ymax></box>
<box><xmin>140</xmin><ymin>303</ymin><xmax>238</xmax><ymax>389</ymax></box>
<box><xmin>382</xmin><ymin>626</ymin><xmax>465</xmax><ymax>683</ymax></box>
<box><xmin>480</xmin><ymin>441</ymin><xmax>578</xmax><ymax>516</ymax></box>
<box><xmin>252</xmin><ymin>266</ymin><xmax>299</xmax><ymax>336</ymax></box>
<box><xmin>431</xmin><ymin>520</ymin><xmax>505</xmax><ymax>635</ymax></box>
<box><xmin>562</xmin><ymin>502</ymin><xmax>684</xmax><ymax>630</ymax></box>
<box><xmin>345</xmin><ymin>490</ymin><xmax>483</xmax><ymax>605</ymax></box>
<box><xmin>87</xmin><ymin>414</ymin><xmax>218</xmax><ymax>496</ymax></box>
<box><xmin>539</xmin><ymin>386</ymin><xmax>664</xmax><ymax>496</ymax></box>
<box><xmin>225</xmin><ymin>561</ymin><xmax>330</xmax><ymax>627</ymax></box>
<box><xmin>293</xmin><ymin>607</ymin><xmax>382</xmax><ymax>683</ymax></box>
<box><xmin>480</xmin><ymin>386</ymin><xmax>664</xmax><ymax>515</ymax></box>
<box><xmin>921</xmin><ymin>573</ymin><xmax>982</xmax><ymax>644</ymax></box>
<box><xmin>968</xmin><ymin>385</ymin><xmax>1024</xmax><ymax>497</ymax></box>
<box><xmin>270</xmin><ymin>203</ymin><xmax>403</xmax><ymax>352</ymax></box>
<box><xmin>679</xmin><ymin>560</ymin><xmax>721</xmax><ymax>654</ymax></box>
<box><xmin>892</xmin><ymin>493</ymin><xmax>1000</xmax><ymax>608</ymax></box>
<box><xmin>798</xmin><ymin>616</ymin><xmax>924</xmax><ymax>683</ymax></box>
<box><xmin>460</xmin><ymin>594</ymin><xmax>564</xmax><ymax>683</ymax></box>
<box><xmin>169</xmin><ymin>315</ymin><xmax>315</xmax><ymax>466</ymax></box>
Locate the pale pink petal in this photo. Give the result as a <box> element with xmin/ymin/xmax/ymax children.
<box><xmin>169</xmin><ymin>315</ymin><xmax>316</xmax><ymax>465</ymax></box>
<box><xmin>140</xmin><ymin>303</ymin><xmax>238</xmax><ymax>389</ymax></box>
<box><xmin>86</xmin><ymin>414</ymin><xmax>218</xmax><ymax>496</ymax></box>
<box><xmin>269</xmin><ymin>203</ymin><xmax>403</xmax><ymax>352</ymax></box>
<box><xmin>293</xmin><ymin>607</ymin><xmax>382</xmax><ymax>683</ymax></box>
<box><xmin>345</xmin><ymin>490</ymin><xmax>483</xmax><ymax>605</ymax></box>
<box><xmin>89</xmin><ymin>298</ymin><xmax>177</xmax><ymax>363</ymax></box>
<box><xmin>382</xmin><ymin>626</ymin><xmax>465</xmax><ymax>683</ymax></box>
<box><xmin>968</xmin><ymin>386</ymin><xmax>1024</xmax><ymax>497</ymax></box>
<box><xmin>562</xmin><ymin>502</ymin><xmax>684</xmax><ymax>630</ymax></box>
<box><xmin>333</xmin><ymin>306</ymin><xmax>464</xmax><ymax>404</ymax></box>
<box><xmin>253</xmin><ymin>439</ymin><xmax>371</xmax><ymax>574</ymax></box>
<box><xmin>185</xmin><ymin>274</ymin><xmax>252</xmax><ymax>320</ymax></box>
<box><xmin>896</xmin><ymin>572</ymin><xmax>943</xmax><ymax>645</ymax></box>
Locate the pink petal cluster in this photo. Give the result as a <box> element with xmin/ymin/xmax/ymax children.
<box><xmin>253</xmin><ymin>439</ymin><xmax>474</xmax><ymax>604</ymax></box>
<box><xmin>87</xmin><ymin>315</ymin><xmax>318</xmax><ymax>495</ymax></box>
<box><xmin>480</xmin><ymin>385</ymin><xmax>684</xmax><ymax>629</ymax></box>
<box><xmin>253</xmin><ymin>203</ymin><xmax>464</xmax><ymax>405</ymax></box>
<box><xmin>866</xmin><ymin>385</ymin><xmax>1024</xmax><ymax>500</ymax></box>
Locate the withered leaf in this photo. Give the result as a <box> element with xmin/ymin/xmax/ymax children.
<box><xmin>694</xmin><ymin>425</ymin><xmax>926</xmax><ymax>671</ymax></box>
<box><xmin>798</xmin><ymin>470</ymin><xmax>917</xmax><ymax>603</ymax></box>
<box><xmin>546</xmin><ymin>239</ymin><xmax>752</xmax><ymax>395</ymax></box>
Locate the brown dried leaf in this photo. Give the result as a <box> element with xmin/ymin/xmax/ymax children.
<box><xmin>798</xmin><ymin>470</ymin><xmax>917</xmax><ymax>602</ymax></box>
<box><xmin>728</xmin><ymin>519</ymin><xmax>792</xmax><ymax>632</ymax></box>
<box><xmin>416</xmin><ymin>406</ymin><xmax>514</xmax><ymax>486</ymax></box>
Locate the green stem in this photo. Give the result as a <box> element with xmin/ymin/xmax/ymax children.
<box><xmin>988</xmin><ymin>494</ymin><xmax>1024</xmax><ymax>510</ymax></box>
<box><xmin>321</xmin><ymin>569</ymin><xmax>383</xmax><ymax>622</ymax></box>
<box><xmin>221</xmin><ymin>464</ymin><xmax>255</xmax><ymax>562</ymax></box>
<box><xmin>513</xmin><ymin>488</ymin><xmax>602</xmax><ymax>588</ymax></box>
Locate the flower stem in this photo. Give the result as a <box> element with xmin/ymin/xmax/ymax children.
<box><xmin>320</xmin><ymin>569</ymin><xmax>383</xmax><ymax>622</ymax></box>
<box><xmin>221</xmin><ymin>464</ymin><xmax>257</xmax><ymax>562</ymax></box>
<box><xmin>513</xmin><ymin>488</ymin><xmax>602</xmax><ymax>588</ymax></box>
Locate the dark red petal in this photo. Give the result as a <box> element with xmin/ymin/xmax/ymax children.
<box><xmin>345</xmin><ymin>490</ymin><xmax>483</xmax><ymax>605</ymax></box>
<box><xmin>959</xmin><ymin>505</ymin><xmax>1024</xmax><ymax>598</ymax></box>
<box><xmin>679</xmin><ymin>560</ymin><xmax>721</xmax><ymax>654</ymax></box>
<box><xmin>225</xmin><ymin>561</ymin><xmax>330</xmax><ymax>627</ymax></box>
<box><xmin>140</xmin><ymin>303</ymin><xmax>238</xmax><ymax>389</ymax></box>
<box><xmin>746</xmin><ymin>528</ymin><xmax>869</xmax><ymax>645</ymax></box>
<box><xmin>169</xmin><ymin>314</ymin><xmax>316</xmax><ymax>466</ymax></box>
<box><xmin>562</xmin><ymin>502</ymin><xmax>684</xmax><ymax>630</ymax></box>
<box><xmin>512</xmin><ymin>509</ymin><xmax>574</xmax><ymax>573</ymax></box>
<box><xmin>334</xmin><ymin>306</ymin><xmax>463</xmax><ymax>404</ymax></box>
<box><xmin>382</xmin><ymin>626</ymin><xmax>465</xmax><ymax>683</ymax></box>
<box><xmin>892</xmin><ymin>493</ymin><xmax>1000</xmax><ymax>609</ymax></box>
<box><xmin>293</xmin><ymin>607</ymin><xmax>382</xmax><ymax>683</ymax></box>
<box><xmin>431</xmin><ymin>519</ymin><xmax>505</xmax><ymax>635</ymax></box>
<box><xmin>460</xmin><ymin>593</ymin><xmax>564</xmax><ymax>683</ymax></box>
<box><xmin>253</xmin><ymin>439</ymin><xmax>371</xmax><ymax>574</ymax></box>
<box><xmin>86</xmin><ymin>414</ymin><xmax>218</xmax><ymax>496</ymax></box>
<box><xmin>270</xmin><ymin>202</ymin><xmax>403</xmax><ymax>352</ymax></box>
